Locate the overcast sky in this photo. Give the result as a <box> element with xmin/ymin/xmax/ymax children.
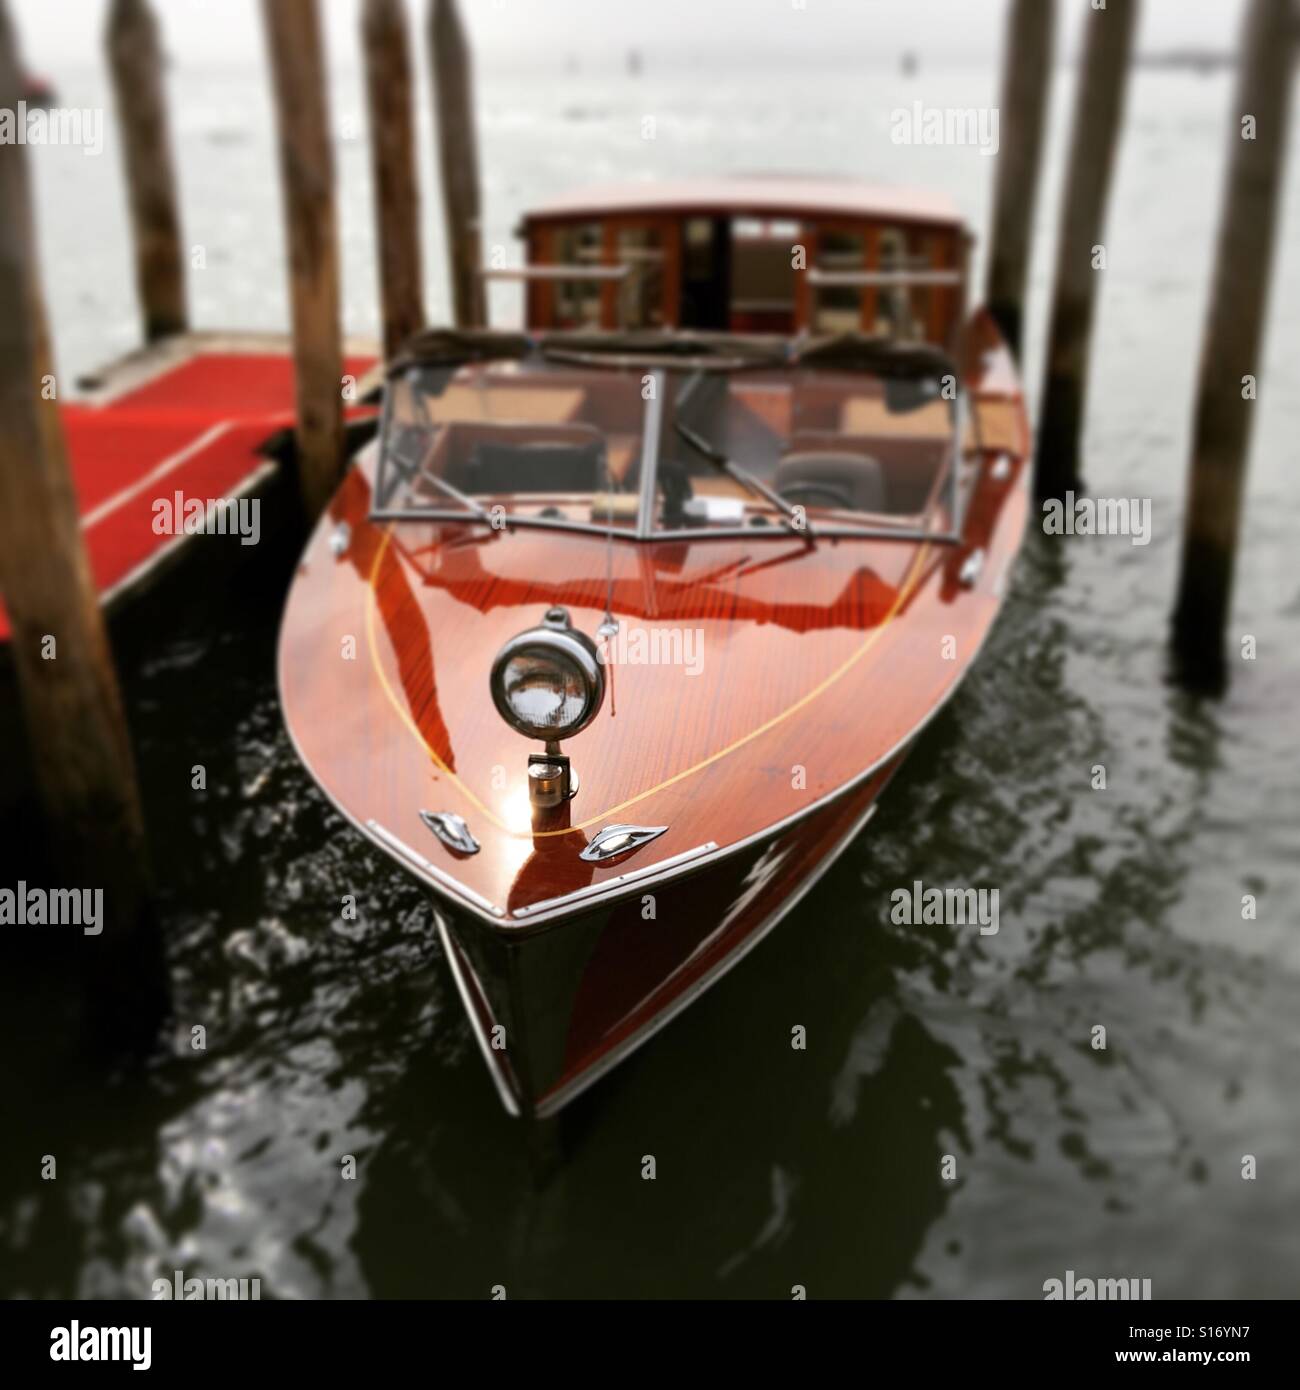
<box><xmin>12</xmin><ymin>0</ymin><xmax>1249</xmax><ymax>74</ymax></box>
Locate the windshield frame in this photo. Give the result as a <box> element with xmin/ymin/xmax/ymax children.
<box><xmin>367</xmin><ymin>331</ymin><xmax>970</xmax><ymax>545</ymax></box>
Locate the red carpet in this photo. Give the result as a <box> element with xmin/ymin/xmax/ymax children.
<box><xmin>0</xmin><ymin>351</ymin><xmax>378</xmax><ymax>644</ymax></box>
<box><xmin>109</xmin><ymin>353</ymin><xmax>380</xmax><ymax>415</ymax></box>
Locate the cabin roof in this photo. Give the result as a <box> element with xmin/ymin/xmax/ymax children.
<box><xmin>521</xmin><ymin>176</ymin><xmax>964</xmax><ymax>229</ymax></box>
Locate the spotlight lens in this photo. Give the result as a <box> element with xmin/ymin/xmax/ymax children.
<box><xmin>490</xmin><ymin>610</ymin><xmax>605</xmax><ymax>741</ymax></box>
<box><xmin>500</xmin><ymin>650</ymin><xmax>589</xmax><ymax>734</ymax></box>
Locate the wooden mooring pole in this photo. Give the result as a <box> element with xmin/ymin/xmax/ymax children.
<box><xmin>0</xmin><ymin>4</ymin><xmax>152</xmax><ymax>942</ymax></box>
<box><xmin>1172</xmin><ymin>0</ymin><xmax>1295</xmax><ymax>686</ymax></box>
<box><xmin>363</xmin><ymin>0</ymin><xmax>425</xmax><ymax>359</ymax></box>
<box><xmin>1034</xmin><ymin>0</ymin><xmax>1139</xmax><ymax>503</ymax></box>
<box><xmin>985</xmin><ymin>0</ymin><xmax>1056</xmax><ymax>361</ymax></box>
<box><xmin>429</xmin><ymin>0</ymin><xmax>486</xmax><ymax>329</ymax></box>
<box><xmin>261</xmin><ymin>0</ymin><xmax>346</xmax><ymax>520</ymax></box>
<box><xmin>105</xmin><ymin>0</ymin><xmax>187</xmax><ymax>343</ymax></box>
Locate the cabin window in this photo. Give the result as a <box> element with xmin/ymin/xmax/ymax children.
<box><xmin>874</xmin><ymin>227</ymin><xmax>936</xmax><ymax>341</ymax></box>
<box><xmin>615</xmin><ymin>226</ymin><xmax>666</xmax><ymax>329</ymax></box>
<box><xmin>552</xmin><ymin>221</ymin><xmax>604</xmax><ymax>328</ymax></box>
<box><xmin>812</xmin><ymin>229</ymin><xmax>867</xmax><ymax>335</ymax></box>
<box><xmin>730</xmin><ymin>218</ymin><xmax>799</xmax><ymax>333</ymax></box>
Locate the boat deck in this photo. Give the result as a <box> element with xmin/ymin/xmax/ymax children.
<box><xmin>0</xmin><ymin>334</ymin><xmax>381</xmax><ymax>644</ymax></box>
<box><xmin>279</xmin><ymin>315</ymin><xmax>1031</xmax><ymax>937</ymax></box>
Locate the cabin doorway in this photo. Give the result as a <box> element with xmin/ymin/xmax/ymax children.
<box><xmin>679</xmin><ymin>217</ymin><xmax>731</xmax><ymax>330</ymax></box>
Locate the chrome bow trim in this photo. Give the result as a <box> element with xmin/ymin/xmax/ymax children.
<box><xmin>419</xmin><ymin>810</ymin><xmax>480</xmax><ymax>856</ymax></box>
<box><xmin>513</xmin><ymin>842</ymin><xmax>718</xmax><ymax>921</ymax></box>
<box><xmin>578</xmin><ymin>823</ymin><xmax>669</xmax><ymax>863</ymax></box>
<box><xmin>366</xmin><ymin>820</ymin><xmax>503</xmax><ymax>917</ymax></box>
<box><xmin>959</xmin><ymin>547</ymin><xmax>985</xmax><ymax>587</ymax></box>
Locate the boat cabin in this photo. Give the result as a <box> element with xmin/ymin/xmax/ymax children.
<box><xmin>500</xmin><ymin>177</ymin><xmax>970</xmax><ymax>352</ymax></box>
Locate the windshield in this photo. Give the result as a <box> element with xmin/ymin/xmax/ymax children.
<box><xmin>658</xmin><ymin>363</ymin><xmax>957</xmax><ymax>535</ymax></box>
<box><xmin>371</xmin><ymin>336</ymin><xmax>964</xmax><ymax>540</ymax></box>
<box><xmin>374</xmin><ymin>356</ymin><xmax>649</xmax><ymax>534</ymax></box>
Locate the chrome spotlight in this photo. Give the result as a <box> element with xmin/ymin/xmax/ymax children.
<box><xmin>489</xmin><ymin>607</ymin><xmax>605</xmax><ymax>809</ymax></box>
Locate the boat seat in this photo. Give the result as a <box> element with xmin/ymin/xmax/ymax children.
<box><xmin>439</xmin><ymin>422</ymin><xmax>606</xmax><ymax>495</ymax></box>
<box><xmin>786</xmin><ymin>431</ymin><xmax>948</xmax><ymax>513</ymax></box>
<box><xmin>774</xmin><ymin>451</ymin><xmax>886</xmax><ymax>514</ymax></box>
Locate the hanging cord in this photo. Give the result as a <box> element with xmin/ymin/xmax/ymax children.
<box><xmin>598</xmin><ymin>441</ymin><xmax>619</xmax><ymax>641</ymax></box>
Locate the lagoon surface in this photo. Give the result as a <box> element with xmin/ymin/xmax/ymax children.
<box><xmin>1</xmin><ymin>52</ymin><xmax>1298</xmax><ymax>1298</ymax></box>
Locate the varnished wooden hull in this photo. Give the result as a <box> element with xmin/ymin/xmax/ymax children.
<box><xmin>437</xmin><ymin>758</ymin><xmax>901</xmax><ymax>1116</ymax></box>
<box><xmin>277</xmin><ymin>308</ymin><xmax>1030</xmax><ymax>1116</ymax></box>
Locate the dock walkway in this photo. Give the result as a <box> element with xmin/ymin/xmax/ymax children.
<box><xmin>0</xmin><ymin>334</ymin><xmax>379</xmax><ymax>643</ymax></box>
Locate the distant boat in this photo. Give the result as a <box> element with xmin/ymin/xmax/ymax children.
<box><xmin>626</xmin><ymin>47</ymin><xmax>643</xmax><ymax>77</ymax></box>
<box><xmin>1136</xmin><ymin>48</ymin><xmax>1234</xmax><ymax>75</ymax></box>
<box><xmin>21</xmin><ymin>73</ymin><xmax>56</xmax><ymax>108</ymax></box>
<box><xmin>900</xmin><ymin>50</ymin><xmax>919</xmax><ymax>78</ymax></box>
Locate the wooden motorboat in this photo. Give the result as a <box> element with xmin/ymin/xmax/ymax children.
<box><xmin>278</xmin><ymin>178</ymin><xmax>1029</xmax><ymax>1118</ymax></box>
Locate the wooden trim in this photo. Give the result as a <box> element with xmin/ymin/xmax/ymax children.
<box><xmin>533</xmin><ymin>226</ymin><xmax>555</xmax><ymax>327</ymax></box>
<box><xmin>661</xmin><ymin>217</ymin><xmax>682</xmax><ymax>329</ymax></box>
<box><xmin>526</xmin><ymin>207</ymin><xmax>958</xmax><ymax>237</ymax></box>
<box><xmin>794</xmin><ymin>224</ymin><xmax>817</xmax><ymax>331</ymax></box>
<box><xmin>599</xmin><ymin>219</ymin><xmax>620</xmax><ymax>329</ymax></box>
<box><xmin>861</xmin><ymin>225</ymin><xmax>880</xmax><ymax>332</ymax></box>
<box><xmin>927</xmin><ymin>232</ymin><xmax>955</xmax><ymax>344</ymax></box>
